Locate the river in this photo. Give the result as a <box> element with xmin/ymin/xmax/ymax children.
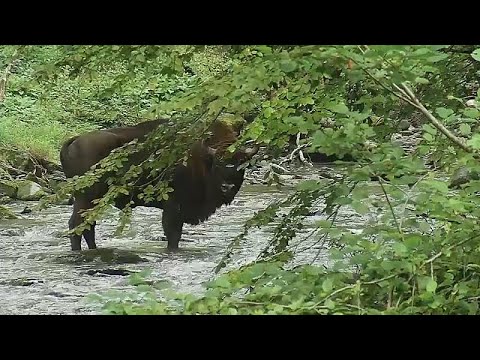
<box><xmin>0</xmin><ymin>165</ymin><xmax>366</xmax><ymax>314</ymax></box>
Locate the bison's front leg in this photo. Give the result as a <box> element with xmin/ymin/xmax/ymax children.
<box><xmin>83</xmin><ymin>221</ymin><xmax>97</xmax><ymax>250</ymax></box>
<box><xmin>162</xmin><ymin>203</ymin><xmax>183</xmax><ymax>251</ymax></box>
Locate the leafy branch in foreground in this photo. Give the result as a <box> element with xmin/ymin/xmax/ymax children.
<box><xmin>42</xmin><ymin>45</ymin><xmax>480</xmax><ymax>314</ymax></box>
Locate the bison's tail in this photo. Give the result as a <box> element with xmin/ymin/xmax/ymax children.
<box><xmin>59</xmin><ymin>135</ymin><xmax>79</xmax><ymax>177</ymax></box>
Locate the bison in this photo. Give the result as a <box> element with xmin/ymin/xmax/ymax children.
<box><xmin>60</xmin><ymin>118</ymin><xmax>258</xmax><ymax>251</ymax></box>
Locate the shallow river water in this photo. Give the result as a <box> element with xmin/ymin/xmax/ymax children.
<box><xmin>0</xmin><ymin>165</ymin><xmax>366</xmax><ymax>314</ymax></box>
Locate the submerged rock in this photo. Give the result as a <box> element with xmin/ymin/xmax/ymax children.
<box><xmin>397</xmin><ymin>119</ymin><xmax>411</xmax><ymax>131</ymax></box>
<box><xmin>20</xmin><ymin>206</ymin><xmax>33</xmax><ymax>214</ymax></box>
<box><xmin>53</xmin><ymin>248</ymin><xmax>148</xmax><ymax>265</ymax></box>
<box><xmin>86</xmin><ymin>268</ymin><xmax>134</xmax><ymax>276</ymax></box>
<box><xmin>0</xmin><ymin>228</ymin><xmax>25</xmax><ymax>236</ymax></box>
<box><xmin>449</xmin><ymin>166</ymin><xmax>480</xmax><ymax>189</ymax></box>
<box><xmin>0</xmin><ymin>278</ymin><xmax>44</xmax><ymax>286</ymax></box>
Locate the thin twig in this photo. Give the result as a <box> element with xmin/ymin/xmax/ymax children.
<box><xmin>378</xmin><ymin>177</ymin><xmax>402</xmax><ymax>235</ymax></box>
<box><xmin>363</xmin><ymin>274</ymin><xmax>397</xmax><ymax>285</ymax></box>
<box><xmin>395</xmin><ymin>294</ymin><xmax>403</xmax><ymax>309</ymax></box>
<box><xmin>387</xmin><ymin>287</ymin><xmax>393</xmax><ymax>309</ymax></box>
<box><xmin>347</xmin><ymin>57</ymin><xmax>415</xmax><ymax>106</ymax></box>
<box><xmin>411</xmin><ymin>278</ymin><xmax>416</xmax><ymax>314</ymax></box>
<box><xmin>399</xmin><ymin>172</ymin><xmax>430</xmax><ymax>229</ymax></box>
<box><xmin>424</xmin><ymin>234</ymin><xmax>480</xmax><ymax>265</ymax></box>
<box><xmin>321</xmin><ymin>274</ymin><xmax>397</xmax><ymax>304</ymax></box>
<box><xmin>279</xmin><ymin>133</ymin><xmax>312</xmax><ymax>165</ymax></box>
<box><xmin>322</xmin><ymin>284</ymin><xmax>356</xmax><ymax>301</ymax></box>
<box><xmin>270</xmin><ymin>163</ymin><xmax>289</xmax><ymax>173</ymax></box>
<box><xmin>351</xmin><ymin>51</ymin><xmax>474</xmax><ymax>155</ymax></box>
<box><xmin>399</xmin><ymin>82</ymin><xmax>472</xmax><ymax>153</ymax></box>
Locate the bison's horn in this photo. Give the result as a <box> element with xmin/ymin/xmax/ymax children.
<box><xmin>244</xmin><ymin>144</ymin><xmax>260</xmax><ymax>157</ymax></box>
<box><xmin>207</xmin><ymin>146</ymin><xmax>217</xmax><ymax>156</ymax></box>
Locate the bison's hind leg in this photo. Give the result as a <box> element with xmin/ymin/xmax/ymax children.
<box><xmin>69</xmin><ymin>199</ymin><xmax>97</xmax><ymax>251</ymax></box>
<box><xmin>83</xmin><ymin>221</ymin><xmax>97</xmax><ymax>249</ymax></box>
<box><xmin>68</xmin><ymin>210</ymin><xmax>83</xmax><ymax>251</ymax></box>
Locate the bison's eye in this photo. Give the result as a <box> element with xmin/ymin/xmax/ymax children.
<box><xmin>221</xmin><ymin>183</ymin><xmax>236</xmax><ymax>193</ymax></box>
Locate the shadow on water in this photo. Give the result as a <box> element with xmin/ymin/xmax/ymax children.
<box><xmin>0</xmin><ymin>164</ymin><xmax>366</xmax><ymax>314</ymax></box>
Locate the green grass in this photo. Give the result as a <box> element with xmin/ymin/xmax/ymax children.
<box><xmin>0</xmin><ymin>116</ymin><xmax>96</xmax><ymax>162</ymax></box>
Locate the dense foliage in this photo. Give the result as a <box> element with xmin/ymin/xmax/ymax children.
<box><xmin>2</xmin><ymin>45</ymin><xmax>480</xmax><ymax>314</ymax></box>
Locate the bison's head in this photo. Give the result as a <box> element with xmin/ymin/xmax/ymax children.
<box><xmin>187</xmin><ymin>120</ymin><xmax>259</xmax><ymax>202</ymax></box>
<box><xmin>217</xmin><ymin>141</ymin><xmax>259</xmax><ymax>202</ymax></box>
<box><xmin>199</xmin><ymin>121</ymin><xmax>259</xmax><ymax>203</ymax></box>
<box><xmin>177</xmin><ymin>120</ymin><xmax>259</xmax><ymax>224</ymax></box>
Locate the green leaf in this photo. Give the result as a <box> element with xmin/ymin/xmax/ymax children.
<box><xmin>427</xmin><ymin>53</ymin><xmax>448</xmax><ymax>62</ymax></box>
<box><xmin>423</xmin><ymin>133</ymin><xmax>434</xmax><ymax>142</ymax></box>
<box><xmin>329</xmin><ymin>248</ymin><xmax>343</xmax><ymax>260</ymax></box>
<box><xmin>467</xmin><ymin>134</ymin><xmax>480</xmax><ymax>149</ymax></box>
<box><xmin>325</xmin><ymin>299</ymin><xmax>335</xmax><ymax>309</ymax></box>
<box><xmin>153</xmin><ymin>280</ymin><xmax>172</xmax><ymax>290</ymax></box>
<box><xmin>322</xmin><ymin>278</ymin><xmax>333</xmax><ymax>293</ymax></box>
<box><xmin>327</xmin><ymin>102</ymin><xmax>349</xmax><ymax>114</ymax></box>
<box><xmin>426</xmin><ymin>278</ymin><xmax>437</xmax><ymax>293</ymax></box>
<box><xmin>458</xmin><ymin>282</ymin><xmax>470</xmax><ymax>296</ymax></box>
<box><xmin>422</xmin><ymin>180</ymin><xmax>449</xmax><ymax>193</ymax></box>
<box><xmin>335</xmin><ymin>197</ymin><xmax>352</xmax><ymax>206</ymax></box>
<box><xmin>435</xmin><ymin>107</ymin><xmax>454</xmax><ymax>119</ymax></box>
<box><xmin>280</xmin><ymin>60</ymin><xmax>297</xmax><ymax>73</ymax></box>
<box><xmin>256</xmin><ymin>46</ymin><xmax>272</xmax><ymax>55</ymax></box>
<box><xmin>471</xmin><ymin>49</ymin><xmax>480</xmax><ymax>62</ymax></box>
<box><xmin>464</xmin><ymin>108</ymin><xmax>480</xmax><ymax>119</ymax></box>
<box><xmin>459</xmin><ymin>123</ymin><xmax>472</xmax><ymax>135</ymax></box>
<box><xmin>422</xmin><ymin>124</ymin><xmax>437</xmax><ymax>135</ymax></box>
<box><xmin>415</xmin><ymin>77</ymin><xmax>429</xmax><ymax>84</ymax></box>
<box><xmin>299</xmin><ymin>96</ymin><xmax>315</xmax><ymax>105</ymax></box>
<box><xmin>264</xmin><ymin>107</ymin><xmax>274</xmax><ymax>118</ymax></box>
<box><xmin>381</xmin><ymin>261</ymin><xmax>395</xmax><ymax>271</ymax></box>
<box><xmin>351</xmin><ymin>186</ymin><xmax>369</xmax><ymax>201</ymax></box>
<box><xmin>404</xmin><ymin>235</ymin><xmax>421</xmax><ymax>249</ymax></box>
<box><xmin>227</xmin><ymin>308</ymin><xmax>238</xmax><ymax>315</ymax></box>
<box><xmin>393</xmin><ymin>243</ymin><xmax>408</xmax><ymax>256</ymax></box>
<box><xmin>296</xmin><ymin>180</ymin><xmax>320</xmax><ymax>191</ymax></box>
<box><xmin>447</xmin><ymin>95</ymin><xmax>465</xmax><ymax>104</ymax></box>
<box><xmin>284</xmin><ymin>116</ymin><xmax>304</xmax><ymax>126</ymax></box>
<box><xmin>214</xmin><ymin>277</ymin><xmax>232</xmax><ymax>288</ymax></box>
<box><xmin>351</xmin><ymin>200</ymin><xmax>369</xmax><ymax>214</ymax></box>
<box><xmin>418</xmin><ymin>221</ymin><xmax>431</xmax><ymax>233</ymax></box>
